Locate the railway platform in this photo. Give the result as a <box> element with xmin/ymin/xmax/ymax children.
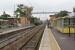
<box><xmin>0</xmin><ymin>25</ymin><xmax>33</xmax><ymax>35</ymax></box>
<box><xmin>39</xmin><ymin>26</ymin><xmax>61</xmax><ymax>50</ymax></box>
<box><xmin>51</xmin><ymin>27</ymin><xmax>75</xmax><ymax>50</ymax></box>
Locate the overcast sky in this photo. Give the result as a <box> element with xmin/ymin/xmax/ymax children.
<box><xmin>0</xmin><ymin>0</ymin><xmax>75</xmax><ymax>20</ymax></box>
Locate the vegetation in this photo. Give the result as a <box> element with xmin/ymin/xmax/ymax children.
<box><xmin>0</xmin><ymin>11</ymin><xmax>11</xmax><ymax>18</ymax></box>
<box><xmin>15</xmin><ymin>4</ymin><xmax>33</xmax><ymax>17</ymax></box>
<box><xmin>30</xmin><ymin>16</ymin><xmax>42</xmax><ymax>25</ymax></box>
<box><xmin>73</xmin><ymin>7</ymin><xmax>75</xmax><ymax>12</ymax></box>
<box><xmin>55</xmin><ymin>10</ymin><xmax>69</xmax><ymax>17</ymax></box>
<box><xmin>0</xmin><ymin>4</ymin><xmax>42</xmax><ymax>26</ymax></box>
<box><xmin>15</xmin><ymin>4</ymin><xmax>42</xmax><ymax>25</ymax></box>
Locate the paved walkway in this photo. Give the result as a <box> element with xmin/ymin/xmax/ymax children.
<box><xmin>39</xmin><ymin>26</ymin><xmax>52</xmax><ymax>50</ymax></box>
<box><xmin>51</xmin><ymin>27</ymin><xmax>75</xmax><ymax>50</ymax></box>
<box><xmin>39</xmin><ymin>26</ymin><xmax>61</xmax><ymax>50</ymax></box>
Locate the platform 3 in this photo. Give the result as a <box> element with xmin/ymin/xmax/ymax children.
<box><xmin>39</xmin><ymin>26</ymin><xmax>61</xmax><ymax>50</ymax></box>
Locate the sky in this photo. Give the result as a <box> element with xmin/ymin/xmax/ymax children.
<box><xmin>0</xmin><ymin>0</ymin><xmax>75</xmax><ymax>20</ymax></box>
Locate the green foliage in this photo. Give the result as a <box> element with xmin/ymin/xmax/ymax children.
<box><xmin>30</xmin><ymin>16</ymin><xmax>42</xmax><ymax>25</ymax></box>
<box><xmin>55</xmin><ymin>10</ymin><xmax>68</xmax><ymax>17</ymax></box>
<box><xmin>0</xmin><ymin>11</ymin><xmax>11</xmax><ymax>19</ymax></box>
<box><xmin>15</xmin><ymin>4</ymin><xmax>33</xmax><ymax>17</ymax></box>
<box><xmin>73</xmin><ymin>7</ymin><xmax>75</xmax><ymax>12</ymax></box>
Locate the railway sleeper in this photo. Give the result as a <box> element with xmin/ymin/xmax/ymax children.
<box><xmin>20</xmin><ymin>27</ymin><xmax>45</xmax><ymax>50</ymax></box>
<box><xmin>0</xmin><ymin>25</ymin><xmax>44</xmax><ymax>50</ymax></box>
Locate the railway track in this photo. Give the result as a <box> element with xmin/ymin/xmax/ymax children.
<box><xmin>0</xmin><ymin>25</ymin><xmax>45</xmax><ymax>50</ymax></box>
<box><xmin>19</xmin><ymin>25</ymin><xmax>45</xmax><ymax>50</ymax></box>
<box><xmin>0</xmin><ymin>26</ymin><xmax>34</xmax><ymax>49</ymax></box>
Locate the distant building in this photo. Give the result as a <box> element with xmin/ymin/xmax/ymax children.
<box><xmin>17</xmin><ymin>16</ymin><xmax>30</xmax><ymax>26</ymax></box>
<box><xmin>0</xmin><ymin>17</ymin><xmax>17</xmax><ymax>28</ymax></box>
<box><xmin>49</xmin><ymin>15</ymin><xmax>57</xmax><ymax>27</ymax></box>
<box><xmin>0</xmin><ymin>19</ymin><xmax>9</xmax><ymax>28</ymax></box>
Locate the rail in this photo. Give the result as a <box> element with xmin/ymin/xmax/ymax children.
<box><xmin>0</xmin><ymin>25</ymin><xmax>45</xmax><ymax>50</ymax></box>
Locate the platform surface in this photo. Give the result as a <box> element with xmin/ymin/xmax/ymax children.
<box><xmin>39</xmin><ymin>26</ymin><xmax>52</xmax><ymax>50</ymax></box>
<box><xmin>39</xmin><ymin>26</ymin><xmax>61</xmax><ymax>50</ymax></box>
<box><xmin>0</xmin><ymin>25</ymin><xmax>32</xmax><ymax>35</ymax></box>
<box><xmin>51</xmin><ymin>27</ymin><xmax>75</xmax><ymax>50</ymax></box>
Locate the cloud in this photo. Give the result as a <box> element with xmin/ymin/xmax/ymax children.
<box><xmin>0</xmin><ymin>0</ymin><xmax>75</xmax><ymax>20</ymax></box>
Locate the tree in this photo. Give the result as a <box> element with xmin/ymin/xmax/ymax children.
<box><xmin>73</xmin><ymin>7</ymin><xmax>75</xmax><ymax>12</ymax></box>
<box><xmin>15</xmin><ymin>4</ymin><xmax>33</xmax><ymax>17</ymax></box>
<box><xmin>73</xmin><ymin>7</ymin><xmax>75</xmax><ymax>16</ymax></box>
<box><xmin>30</xmin><ymin>16</ymin><xmax>42</xmax><ymax>25</ymax></box>
<box><xmin>0</xmin><ymin>11</ymin><xmax>11</xmax><ymax>18</ymax></box>
<box><xmin>55</xmin><ymin>10</ymin><xmax>69</xmax><ymax>17</ymax></box>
